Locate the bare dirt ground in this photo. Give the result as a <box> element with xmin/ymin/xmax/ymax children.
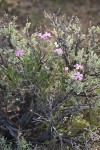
<box><xmin>0</xmin><ymin>0</ymin><xmax>100</xmax><ymax>32</ymax></box>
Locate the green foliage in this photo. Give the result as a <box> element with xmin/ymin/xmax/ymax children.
<box><xmin>17</xmin><ymin>138</ymin><xmax>32</xmax><ymax>150</ymax></box>
<box><xmin>0</xmin><ymin>136</ymin><xmax>32</xmax><ymax>150</ymax></box>
<box><xmin>0</xmin><ymin>136</ymin><xmax>11</xmax><ymax>150</ymax></box>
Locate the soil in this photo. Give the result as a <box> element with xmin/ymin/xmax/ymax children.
<box><xmin>0</xmin><ymin>0</ymin><xmax>100</xmax><ymax>32</ymax></box>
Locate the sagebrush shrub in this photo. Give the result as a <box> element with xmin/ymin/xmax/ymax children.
<box><xmin>0</xmin><ymin>13</ymin><xmax>100</xmax><ymax>150</ymax></box>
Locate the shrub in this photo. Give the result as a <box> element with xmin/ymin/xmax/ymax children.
<box><xmin>0</xmin><ymin>135</ymin><xmax>32</xmax><ymax>150</ymax></box>
<box><xmin>0</xmin><ymin>135</ymin><xmax>11</xmax><ymax>150</ymax></box>
<box><xmin>0</xmin><ymin>13</ymin><xmax>100</xmax><ymax>149</ymax></box>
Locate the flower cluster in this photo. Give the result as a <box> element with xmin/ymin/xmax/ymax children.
<box><xmin>73</xmin><ymin>63</ymin><xmax>84</xmax><ymax>81</ymax></box>
<box><xmin>72</xmin><ymin>71</ymin><xmax>83</xmax><ymax>81</ymax></box>
<box><xmin>38</xmin><ymin>32</ymin><xmax>52</xmax><ymax>40</ymax></box>
<box><xmin>54</xmin><ymin>48</ymin><xmax>63</xmax><ymax>55</ymax></box>
<box><xmin>15</xmin><ymin>49</ymin><xmax>24</xmax><ymax>57</ymax></box>
<box><xmin>74</xmin><ymin>64</ymin><xmax>83</xmax><ymax>70</ymax></box>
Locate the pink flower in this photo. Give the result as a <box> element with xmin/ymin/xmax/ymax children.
<box><xmin>54</xmin><ymin>48</ymin><xmax>63</xmax><ymax>55</ymax></box>
<box><xmin>72</xmin><ymin>71</ymin><xmax>83</xmax><ymax>81</ymax></box>
<box><xmin>38</xmin><ymin>32</ymin><xmax>52</xmax><ymax>40</ymax></box>
<box><xmin>15</xmin><ymin>49</ymin><xmax>24</xmax><ymax>57</ymax></box>
<box><xmin>44</xmin><ymin>32</ymin><xmax>52</xmax><ymax>37</ymax></box>
<box><xmin>64</xmin><ymin>67</ymin><xmax>69</xmax><ymax>71</ymax></box>
<box><xmin>38</xmin><ymin>33</ymin><xmax>46</xmax><ymax>39</ymax></box>
<box><xmin>74</xmin><ymin>64</ymin><xmax>83</xmax><ymax>70</ymax></box>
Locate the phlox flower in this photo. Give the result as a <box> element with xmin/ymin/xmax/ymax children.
<box><xmin>54</xmin><ymin>48</ymin><xmax>63</xmax><ymax>55</ymax></box>
<box><xmin>64</xmin><ymin>67</ymin><xmax>69</xmax><ymax>71</ymax></box>
<box><xmin>72</xmin><ymin>71</ymin><xmax>83</xmax><ymax>81</ymax></box>
<box><xmin>38</xmin><ymin>32</ymin><xmax>52</xmax><ymax>39</ymax></box>
<box><xmin>44</xmin><ymin>32</ymin><xmax>52</xmax><ymax>37</ymax></box>
<box><xmin>74</xmin><ymin>64</ymin><xmax>83</xmax><ymax>70</ymax></box>
<box><xmin>15</xmin><ymin>49</ymin><xmax>24</xmax><ymax>57</ymax></box>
